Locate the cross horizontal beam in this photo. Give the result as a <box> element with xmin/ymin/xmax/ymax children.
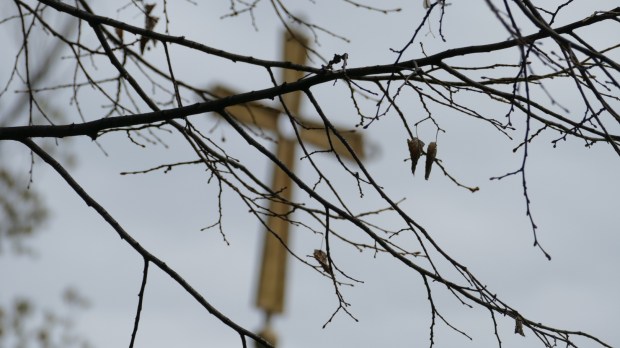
<box><xmin>212</xmin><ymin>86</ymin><xmax>365</xmax><ymax>160</ymax></box>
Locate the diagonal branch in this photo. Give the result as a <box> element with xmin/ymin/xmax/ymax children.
<box><xmin>19</xmin><ymin>138</ymin><xmax>274</xmax><ymax>348</ymax></box>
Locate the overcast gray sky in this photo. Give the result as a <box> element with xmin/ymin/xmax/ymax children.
<box><xmin>2</xmin><ymin>1</ymin><xmax>619</xmax><ymax>347</ymax></box>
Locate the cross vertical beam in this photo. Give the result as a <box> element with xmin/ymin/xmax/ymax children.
<box><xmin>212</xmin><ymin>30</ymin><xmax>364</xmax><ymax>347</ymax></box>
<box><xmin>254</xmin><ymin>31</ymin><xmax>308</xmax><ymax>348</ymax></box>
<box><xmin>256</xmin><ymin>136</ymin><xmax>296</xmax><ymax>314</ymax></box>
<box><xmin>254</xmin><ymin>31</ymin><xmax>308</xmax><ymax>318</ymax></box>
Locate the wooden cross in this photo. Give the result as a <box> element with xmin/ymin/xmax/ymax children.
<box><xmin>213</xmin><ymin>30</ymin><xmax>364</xmax><ymax>347</ymax></box>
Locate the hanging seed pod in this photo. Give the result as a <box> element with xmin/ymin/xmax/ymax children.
<box><xmin>313</xmin><ymin>249</ymin><xmax>332</xmax><ymax>274</ymax></box>
<box><xmin>115</xmin><ymin>27</ymin><xmax>124</xmax><ymax>41</ymax></box>
<box><xmin>140</xmin><ymin>4</ymin><xmax>159</xmax><ymax>54</ymax></box>
<box><xmin>425</xmin><ymin>142</ymin><xmax>437</xmax><ymax>180</ymax></box>
<box><xmin>514</xmin><ymin>315</ymin><xmax>525</xmax><ymax>336</ymax></box>
<box><xmin>407</xmin><ymin>138</ymin><xmax>425</xmax><ymax>176</ymax></box>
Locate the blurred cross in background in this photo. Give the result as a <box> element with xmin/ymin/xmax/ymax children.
<box><xmin>214</xmin><ymin>29</ymin><xmax>364</xmax><ymax>347</ymax></box>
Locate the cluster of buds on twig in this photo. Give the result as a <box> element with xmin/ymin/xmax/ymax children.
<box><xmin>423</xmin><ymin>0</ymin><xmax>447</xmax><ymax>9</ymax></box>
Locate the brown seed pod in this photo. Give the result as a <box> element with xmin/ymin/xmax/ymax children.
<box><xmin>425</xmin><ymin>142</ymin><xmax>437</xmax><ymax>180</ymax></box>
<box><xmin>115</xmin><ymin>27</ymin><xmax>124</xmax><ymax>41</ymax></box>
<box><xmin>313</xmin><ymin>249</ymin><xmax>332</xmax><ymax>274</ymax></box>
<box><xmin>514</xmin><ymin>315</ymin><xmax>525</xmax><ymax>336</ymax></box>
<box><xmin>407</xmin><ymin>138</ymin><xmax>425</xmax><ymax>176</ymax></box>
<box><xmin>140</xmin><ymin>4</ymin><xmax>159</xmax><ymax>54</ymax></box>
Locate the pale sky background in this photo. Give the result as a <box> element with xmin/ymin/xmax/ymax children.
<box><xmin>1</xmin><ymin>1</ymin><xmax>619</xmax><ymax>348</ymax></box>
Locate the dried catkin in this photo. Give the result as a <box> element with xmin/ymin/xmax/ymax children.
<box><xmin>407</xmin><ymin>138</ymin><xmax>425</xmax><ymax>176</ymax></box>
<box><xmin>313</xmin><ymin>249</ymin><xmax>332</xmax><ymax>274</ymax></box>
<box><xmin>425</xmin><ymin>142</ymin><xmax>437</xmax><ymax>180</ymax></box>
